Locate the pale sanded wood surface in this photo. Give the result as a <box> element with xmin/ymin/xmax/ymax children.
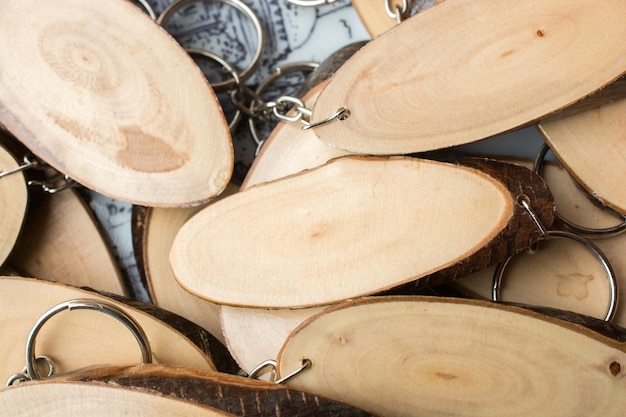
<box><xmin>538</xmin><ymin>93</ymin><xmax>626</xmax><ymax>214</ymax></box>
<box><xmin>277</xmin><ymin>296</ymin><xmax>626</xmax><ymax>417</ymax></box>
<box><xmin>0</xmin><ymin>0</ymin><xmax>233</xmax><ymax>207</ymax></box>
<box><xmin>242</xmin><ymin>82</ymin><xmax>353</xmax><ymax>190</ymax></box>
<box><xmin>171</xmin><ymin>156</ymin><xmax>513</xmax><ymax>308</ymax></box>
<box><xmin>455</xmin><ymin>160</ymin><xmax>626</xmax><ymax>326</ymax></box>
<box><xmin>313</xmin><ymin>0</ymin><xmax>626</xmax><ymax>154</ymax></box>
<box><xmin>352</xmin><ymin>0</ymin><xmax>443</xmax><ymax>38</ymax></box>
<box><xmin>0</xmin><ymin>144</ymin><xmax>27</xmax><ymax>266</ymax></box>
<box><xmin>8</xmin><ymin>188</ymin><xmax>125</xmax><ymax>295</ymax></box>
<box><xmin>0</xmin><ymin>276</ymin><xmax>217</xmax><ymax>380</ymax></box>
<box><xmin>137</xmin><ymin>183</ymin><xmax>239</xmax><ymax>345</ymax></box>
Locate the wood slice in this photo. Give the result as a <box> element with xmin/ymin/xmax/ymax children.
<box><xmin>0</xmin><ymin>0</ymin><xmax>233</xmax><ymax>207</ymax></box>
<box><xmin>455</xmin><ymin>159</ymin><xmax>626</xmax><ymax>326</ymax></box>
<box><xmin>312</xmin><ymin>0</ymin><xmax>626</xmax><ymax>154</ymax></box>
<box><xmin>0</xmin><ymin>276</ymin><xmax>218</xmax><ymax>380</ymax></box>
<box><xmin>537</xmin><ymin>79</ymin><xmax>626</xmax><ymax>214</ymax></box>
<box><xmin>133</xmin><ymin>183</ymin><xmax>239</xmax><ymax>345</ymax></box>
<box><xmin>277</xmin><ymin>296</ymin><xmax>626</xmax><ymax>417</ymax></box>
<box><xmin>8</xmin><ymin>188</ymin><xmax>126</xmax><ymax>295</ymax></box>
<box><xmin>171</xmin><ymin>156</ymin><xmax>552</xmax><ymax>308</ymax></box>
<box><xmin>0</xmin><ymin>143</ymin><xmax>28</xmax><ymax>267</ymax></box>
<box><xmin>32</xmin><ymin>363</ymin><xmax>379</xmax><ymax>416</ymax></box>
<box><xmin>352</xmin><ymin>0</ymin><xmax>443</xmax><ymax>38</ymax></box>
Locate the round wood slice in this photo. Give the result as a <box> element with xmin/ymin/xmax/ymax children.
<box><xmin>0</xmin><ymin>381</ymin><xmax>235</xmax><ymax>416</ymax></box>
<box><xmin>312</xmin><ymin>0</ymin><xmax>626</xmax><ymax>154</ymax></box>
<box><xmin>352</xmin><ymin>0</ymin><xmax>442</xmax><ymax>38</ymax></box>
<box><xmin>0</xmin><ymin>276</ymin><xmax>217</xmax><ymax>380</ymax></box>
<box><xmin>0</xmin><ymin>144</ymin><xmax>28</xmax><ymax>267</ymax></box>
<box><xmin>8</xmin><ymin>188</ymin><xmax>126</xmax><ymax>295</ymax></box>
<box><xmin>0</xmin><ymin>0</ymin><xmax>233</xmax><ymax>207</ymax></box>
<box><xmin>220</xmin><ymin>305</ymin><xmax>325</xmax><ymax>374</ymax></box>
<box><xmin>171</xmin><ymin>156</ymin><xmax>517</xmax><ymax>308</ymax></box>
<box><xmin>136</xmin><ymin>183</ymin><xmax>239</xmax><ymax>345</ymax></box>
<box><xmin>277</xmin><ymin>296</ymin><xmax>626</xmax><ymax>417</ymax></box>
<box><xmin>538</xmin><ymin>86</ymin><xmax>626</xmax><ymax>214</ymax></box>
<box><xmin>455</xmin><ymin>159</ymin><xmax>626</xmax><ymax>326</ymax></box>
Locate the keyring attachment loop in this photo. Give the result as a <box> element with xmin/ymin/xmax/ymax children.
<box><xmin>24</xmin><ymin>299</ymin><xmax>153</xmax><ymax>381</ymax></box>
<box><xmin>533</xmin><ymin>143</ymin><xmax>626</xmax><ymax>238</ymax></box>
<box><xmin>157</xmin><ymin>0</ymin><xmax>264</xmax><ymax>92</ymax></box>
<box><xmin>492</xmin><ymin>198</ymin><xmax>619</xmax><ymax>322</ymax></box>
<box><xmin>247</xmin><ymin>358</ymin><xmax>312</xmax><ymax>384</ymax></box>
<box><xmin>385</xmin><ymin>0</ymin><xmax>410</xmax><ymax>24</ymax></box>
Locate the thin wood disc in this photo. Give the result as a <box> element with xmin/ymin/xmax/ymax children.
<box><xmin>538</xmin><ymin>90</ymin><xmax>626</xmax><ymax>214</ymax></box>
<box><xmin>171</xmin><ymin>156</ymin><xmax>513</xmax><ymax>308</ymax></box>
<box><xmin>0</xmin><ymin>276</ymin><xmax>217</xmax><ymax>380</ymax></box>
<box><xmin>0</xmin><ymin>144</ymin><xmax>28</xmax><ymax>266</ymax></box>
<box><xmin>277</xmin><ymin>296</ymin><xmax>626</xmax><ymax>417</ymax></box>
<box><xmin>0</xmin><ymin>0</ymin><xmax>233</xmax><ymax>207</ymax></box>
<box><xmin>312</xmin><ymin>0</ymin><xmax>626</xmax><ymax>154</ymax></box>
<box><xmin>8</xmin><ymin>188</ymin><xmax>125</xmax><ymax>295</ymax></box>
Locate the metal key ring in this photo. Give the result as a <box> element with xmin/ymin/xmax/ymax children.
<box><xmin>25</xmin><ymin>299</ymin><xmax>153</xmax><ymax>380</ymax></box>
<box><xmin>157</xmin><ymin>0</ymin><xmax>264</xmax><ymax>92</ymax></box>
<box><xmin>492</xmin><ymin>230</ymin><xmax>619</xmax><ymax>322</ymax></box>
<box><xmin>533</xmin><ymin>143</ymin><xmax>626</xmax><ymax>238</ymax></box>
<box><xmin>133</xmin><ymin>0</ymin><xmax>157</xmax><ymax>20</ymax></box>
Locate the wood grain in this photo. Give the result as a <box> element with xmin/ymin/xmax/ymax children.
<box><xmin>0</xmin><ymin>0</ymin><xmax>233</xmax><ymax>207</ymax></box>
<box><xmin>313</xmin><ymin>0</ymin><xmax>626</xmax><ymax>154</ymax></box>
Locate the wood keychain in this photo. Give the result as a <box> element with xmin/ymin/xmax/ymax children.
<box><xmin>0</xmin><ymin>0</ymin><xmax>233</xmax><ymax>207</ymax></box>
<box><xmin>171</xmin><ymin>155</ymin><xmax>553</xmax><ymax>308</ymax></box>
<box><xmin>276</xmin><ymin>295</ymin><xmax>626</xmax><ymax>417</ymax></box>
<box><xmin>308</xmin><ymin>0</ymin><xmax>626</xmax><ymax>155</ymax></box>
<box><xmin>0</xmin><ymin>276</ymin><xmax>232</xmax><ymax>382</ymax></box>
<box><xmin>0</xmin><ymin>143</ymin><xmax>29</xmax><ymax>267</ymax></box>
<box><xmin>0</xmin><ymin>364</ymin><xmax>379</xmax><ymax>416</ymax></box>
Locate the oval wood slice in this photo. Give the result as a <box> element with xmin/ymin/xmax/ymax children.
<box><xmin>455</xmin><ymin>159</ymin><xmax>626</xmax><ymax>326</ymax></box>
<box><xmin>277</xmin><ymin>296</ymin><xmax>626</xmax><ymax>417</ymax></box>
<box><xmin>352</xmin><ymin>0</ymin><xmax>442</xmax><ymax>38</ymax></box>
<box><xmin>0</xmin><ymin>143</ymin><xmax>28</xmax><ymax>267</ymax></box>
<box><xmin>171</xmin><ymin>156</ymin><xmax>553</xmax><ymax>308</ymax></box>
<box><xmin>312</xmin><ymin>0</ymin><xmax>626</xmax><ymax>154</ymax></box>
<box><xmin>133</xmin><ymin>183</ymin><xmax>239</xmax><ymax>345</ymax></box>
<box><xmin>0</xmin><ymin>0</ymin><xmax>233</xmax><ymax>207</ymax></box>
<box><xmin>0</xmin><ymin>276</ymin><xmax>218</xmax><ymax>380</ymax></box>
<box><xmin>537</xmin><ymin>79</ymin><xmax>626</xmax><ymax>214</ymax></box>
<box><xmin>30</xmin><ymin>363</ymin><xmax>379</xmax><ymax>416</ymax></box>
<box><xmin>8</xmin><ymin>188</ymin><xmax>126</xmax><ymax>295</ymax></box>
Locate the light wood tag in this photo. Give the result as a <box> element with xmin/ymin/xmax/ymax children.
<box><xmin>8</xmin><ymin>364</ymin><xmax>377</xmax><ymax>416</ymax></box>
<box><xmin>0</xmin><ymin>276</ymin><xmax>219</xmax><ymax>381</ymax></box>
<box><xmin>277</xmin><ymin>296</ymin><xmax>626</xmax><ymax>417</ymax></box>
<box><xmin>132</xmin><ymin>183</ymin><xmax>239</xmax><ymax>345</ymax></box>
<box><xmin>171</xmin><ymin>156</ymin><xmax>553</xmax><ymax>308</ymax></box>
<box><xmin>0</xmin><ymin>144</ymin><xmax>28</xmax><ymax>267</ymax></box>
<box><xmin>312</xmin><ymin>0</ymin><xmax>626</xmax><ymax>154</ymax></box>
<box><xmin>8</xmin><ymin>188</ymin><xmax>126</xmax><ymax>295</ymax></box>
<box><xmin>0</xmin><ymin>0</ymin><xmax>233</xmax><ymax>207</ymax></box>
<box><xmin>352</xmin><ymin>0</ymin><xmax>443</xmax><ymax>38</ymax></box>
<box><xmin>537</xmin><ymin>77</ymin><xmax>626</xmax><ymax>215</ymax></box>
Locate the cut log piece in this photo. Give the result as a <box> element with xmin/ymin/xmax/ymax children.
<box><xmin>132</xmin><ymin>183</ymin><xmax>239</xmax><ymax>345</ymax></box>
<box><xmin>0</xmin><ymin>364</ymin><xmax>379</xmax><ymax>416</ymax></box>
<box><xmin>455</xmin><ymin>159</ymin><xmax>626</xmax><ymax>326</ymax></box>
<box><xmin>171</xmin><ymin>156</ymin><xmax>553</xmax><ymax>307</ymax></box>
<box><xmin>312</xmin><ymin>0</ymin><xmax>626</xmax><ymax>154</ymax></box>
<box><xmin>8</xmin><ymin>188</ymin><xmax>126</xmax><ymax>295</ymax></box>
<box><xmin>0</xmin><ymin>276</ymin><xmax>219</xmax><ymax>380</ymax></box>
<box><xmin>352</xmin><ymin>0</ymin><xmax>443</xmax><ymax>38</ymax></box>
<box><xmin>277</xmin><ymin>296</ymin><xmax>626</xmax><ymax>417</ymax></box>
<box><xmin>0</xmin><ymin>143</ymin><xmax>27</xmax><ymax>267</ymax></box>
<box><xmin>537</xmin><ymin>77</ymin><xmax>626</xmax><ymax>214</ymax></box>
<box><xmin>0</xmin><ymin>0</ymin><xmax>233</xmax><ymax>207</ymax></box>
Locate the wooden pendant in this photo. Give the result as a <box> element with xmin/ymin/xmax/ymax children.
<box><xmin>0</xmin><ymin>276</ymin><xmax>221</xmax><ymax>380</ymax></box>
<box><xmin>352</xmin><ymin>0</ymin><xmax>443</xmax><ymax>38</ymax></box>
<box><xmin>132</xmin><ymin>183</ymin><xmax>239</xmax><ymax>344</ymax></box>
<box><xmin>0</xmin><ymin>364</ymin><xmax>378</xmax><ymax>416</ymax></box>
<box><xmin>0</xmin><ymin>0</ymin><xmax>233</xmax><ymax>207</ymax></box>
<box><xmin>312</xmin><ymin>0</ymin><xmax>626</xmax><ymax>154</ymax></box>
<box><xmin>171</xmin><ymin>156</ymin><xmax>553</xmax><ymax>308</ymax></box>
<box><xmin>8</xmin><ymin>188</ymin><xmax>126</xmax><ymax>295</ymax></box>
<box><xmin>537</xmin><ymin>77</ymin><xmax>626</xmax><ymax>214</ymax></box>
<box><xmin>0</xmin><ymin>143</ymin><xmax>28</xmax><ymax>267</ymax></box>
<box><xmin>277</xmin><ymin>296</ymin><xmax>626</xmax><ymax>417</ymax></box>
